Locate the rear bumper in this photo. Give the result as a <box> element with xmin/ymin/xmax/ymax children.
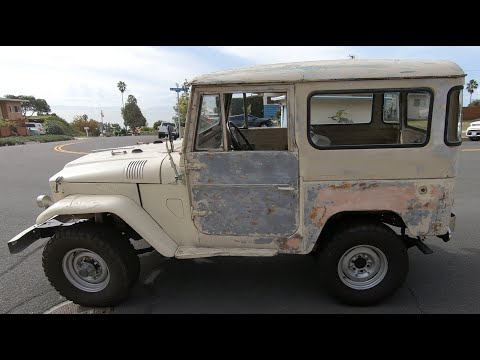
<box><xmin>437</xmin><ymin>213</ymin><xmax>456</xmax><ymax>242</ymax></box>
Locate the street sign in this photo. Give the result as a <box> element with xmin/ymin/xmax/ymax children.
<box><xmin>84</xmin><ymin>127</ymin><xmax>89</xmax><ymax>130</ymax></box>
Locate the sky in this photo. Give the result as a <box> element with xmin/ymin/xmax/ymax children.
<box><xmin>1</xmin><ymin>46</ymin><xmax>479</xmax><ymax>126</ymax></box>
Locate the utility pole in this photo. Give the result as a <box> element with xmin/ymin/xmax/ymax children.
<box><xmin>100</xmin><ymin>110</ymin><xmax>104</xmax><ymax>136</ymax></box>
<box><xmin>170</xmin><ymin>82</ymin><xmax>188</xmax><ymax>139</ymax></box>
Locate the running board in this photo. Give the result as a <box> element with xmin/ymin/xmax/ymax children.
<box><xmin>175</xmin><ymin>246</ymin><xmax>278</xmax><ymax>259</ymax></box>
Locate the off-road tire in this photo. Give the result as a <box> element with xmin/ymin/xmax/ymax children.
<box><xmin>317</xmin><ymin>221</ymin><xmax>408</xmax><ymax>306</ymax></box>
<box><xmin>42</xmin><ymin>223</ymin><xmax>140</xmax><ymax>307</ymax></box>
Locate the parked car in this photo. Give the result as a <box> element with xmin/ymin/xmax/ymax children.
<box><xmin>8</xmin><ymin>59</ymin><xmax>463</xmax><ymax>307</ymax></box>
<box><xmin>157</xmin><ymin>121</ymin><xmax>179</xmax><ymax>139</ymax></box>
<box><xmin>228</xmin><ymin>114</ymin><xmax>274</xmax><ymax>128</ymax></box>
<box><xmin>25</xmin><ymin>122</ymin><xmax>45</xmax><ymax>135</ymax></box>
<box><xmin>466</xmin><ymin>120</ymin><xmax>480</xmax><ymax>141</ymax></box>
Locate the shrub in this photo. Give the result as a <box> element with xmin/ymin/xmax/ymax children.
<box><xmin>0</xmin><ymin>134</ymin><xmax>73</xmax><ymax>146</ymax></box>
<box><xmin>44</xmin><ymin>121</ymin><xmax>65</xmax><ymax>135</ymax></box>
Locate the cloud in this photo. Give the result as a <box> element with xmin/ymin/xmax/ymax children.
<box><xmin>0</xmin><ymin>46</ymin><xmax>217</xmax><ymax>124</ymax></box>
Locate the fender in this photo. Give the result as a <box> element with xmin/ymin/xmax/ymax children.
<box><xmin>35</xmin><ymin>194</ymin><xmax>179</xmax><ymax>257</ymax></box>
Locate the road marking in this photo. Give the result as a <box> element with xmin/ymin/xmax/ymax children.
<box><xmin>53</xmin><ymin>141</ymin><xmax>89</xmax><ymax>155</ymax></box>
<box><xmin>461</xmin><ymin>149</ymin><xmax>480</xmax><ymax>152</ymax></box>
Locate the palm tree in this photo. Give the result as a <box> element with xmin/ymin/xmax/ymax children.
<box><xmin>117</xmin><ymin>81</ymin><xmax>127</xmax><ymax>131</ymax></box>
<box><xmin>466</xmin><ymin>79</ymin><xmax>478</xmax><ymax>105</ymax></box>
<box><xmin>117</xmin><ymin>81</ymin><xmax>127</xmax><ymax>109</ymax></box>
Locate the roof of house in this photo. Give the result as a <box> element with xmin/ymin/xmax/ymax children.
<box><xmin>0</xmin><ymin>97</ymin><xmax>27</xmax><ymax>103</ymax></box>
<box><xmin>191</xmin><ymin>59</ymin><xmax>465</xmax><ymax>85</ymax></box>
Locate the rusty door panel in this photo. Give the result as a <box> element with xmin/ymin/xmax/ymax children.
<box><xmin>187</xmin><ymin>151</ymin><xmax>299</xmax><ymax>238</ymax></box>
<box><xmin>192</xmin><ymin>185</ymin><xmax>297</xmax><ymax>236</ymax></box>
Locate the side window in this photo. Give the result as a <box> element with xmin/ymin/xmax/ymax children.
<box><xmin>445</xmin><ymin>86</ymin><xmax>463</xmax><ymax>146</ymax></box>
<box><xmin>406</xmin><ymin>93</ymin><xmax>431</xmax><ymax>131</ymax></box>
<box><xmin>308</xmin><ymin>89</ymin><xmax>432</xmax><ymax>148</ymax></box>
<box><xmin>310</xmin><ymin>94</ymin><xmax>372</xmax><ymax>125</ymax></box>
<box><xmin>195</xmin><ymin>94</ymin><xmax>223</xmax><ymax>151</ymax></box>
<box><xmin>224</xmin><ymin>91</ymin><xmax>288</xmax><ymax>151</ymax></box>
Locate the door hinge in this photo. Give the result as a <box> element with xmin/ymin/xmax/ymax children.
<box><xmin>191</xmin><ymin>207</ymin><xmax>208</xmax><ymax>218</ymax></box>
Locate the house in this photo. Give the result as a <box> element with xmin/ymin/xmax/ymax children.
<box><xmin>0</xmin><ymin>97</ymin><xmax>26</xmax><ymax>126</ymax></box>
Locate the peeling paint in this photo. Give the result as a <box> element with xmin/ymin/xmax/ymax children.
<box><xmin>186</xmin><ymin>151</ymin><xmax>299</xmax><ymax>240</ymax></box>
<box><xmin>304</xmin><ymin>179</ymin><xmax>455</xmax><ymax>253</ymax></box>
<box><xmin>276</xmin><ymin>233</ymin><xmax>303</xmax><ymax>253</ymax></box>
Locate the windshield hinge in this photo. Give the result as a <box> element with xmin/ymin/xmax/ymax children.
<box><xmin>185</xmin><ymin>163</ymin><xmax>203</xmax><ymax>170</ymax></box>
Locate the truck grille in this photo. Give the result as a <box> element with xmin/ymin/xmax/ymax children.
<box><xmin>126</xmin><ymin>160</ymin><xmax>147</xmax><ymax>180</ymax></box>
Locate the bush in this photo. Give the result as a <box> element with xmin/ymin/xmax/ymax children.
<box><xmin>43</xmin><ymin>115</ymin><xmax>81</xmax><ymax>136</ymax></box>
<box><xmin>0</xmin><ymin>119</ymin><xmax>17</xmax><ymax>130</ymax></box>
<box><xmin>0</xmin><ymin>134</ymin><xmax>73</xmax><ymax>146</ymax></box>
<box><xmin>44</xmin><ymin>121</ymin><xmax>65</xmax><ymax>135</ymax></box>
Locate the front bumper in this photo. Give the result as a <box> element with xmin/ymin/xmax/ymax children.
<box><xmin>7</xmin><ymin>215</ymin><xmax>85</xmax><ymax>254</ymax></box>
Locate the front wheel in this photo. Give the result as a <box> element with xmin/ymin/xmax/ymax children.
<box><xmin>42</xmin><ymin>223</ymin><xmax>140</xmax><ymax>307</ymax></box>
<box><xmin>317</xmin><ymin>222</ymin><xmax>408</xmax><ymax>305</ymax></box>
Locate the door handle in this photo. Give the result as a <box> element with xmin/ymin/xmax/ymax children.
<box><xmin>277</xmin><ymin>186</ymin><xmax>295</xmax><ymax>191</ymax></box>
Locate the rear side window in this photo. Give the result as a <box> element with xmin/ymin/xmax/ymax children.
<box><xmin>445</xmin><ymin>86</ymin><xmax>463</xmax><ymax>146</ymax></box>
<box><xmin>307</xmin><ymin>89</ymin><xmax>433</xmax><ymax>149</ymax></box>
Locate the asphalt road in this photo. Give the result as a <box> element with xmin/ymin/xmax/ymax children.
<box><xmin>1</xmin><ymin>136</ymin><xmax>479</xmax><ymax>314</ymax></box>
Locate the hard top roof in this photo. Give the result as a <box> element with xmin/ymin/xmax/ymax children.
<box><xmin>191</xmin><ymin>59</ymin><xmax>465</xmax><ymax>85</ymax></box>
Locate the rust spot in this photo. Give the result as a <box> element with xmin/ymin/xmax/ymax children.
<box><xmin>358</xmin><ymin>183</ymin><xmax>379</xmax><ymax>190</ymax></box>
<box><xmin>207</xmin><ymin>153</ymin><xmax>215</xmax><ymax>160</ymax></box>
<box><xmin>310</xmin><ymin>206</ymin><xmax>327</xmax><ymax>226</ymax></box>
<box><xmin>251</xmin><ymin>220</ymin><xmax>258</xmax><ymax>225</ymax></box>
<box><xmin>277</xmin><ymin>234</ymin><xmax>302</xmax><ymax>252</ymax></box>
<box><xmin>432</xmin><ymin>222</ymin><xmax>442</xmax><ymax>232</ymax></box>
<box><xmin>329</xmin><ymin>183</ymin><xmax>352</xmax><ymax>190</ymax></box>
<box><xmin>207</xmin><ymin>178</ymin><xmax>214</xmax><ymax>183</ymax></box>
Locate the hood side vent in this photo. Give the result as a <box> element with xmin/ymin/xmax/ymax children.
<box><xmin>126</xmin><ymin>160</ymin><xmax>148</xmax><ymax>180</ymax></box>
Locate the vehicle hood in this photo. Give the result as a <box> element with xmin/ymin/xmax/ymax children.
<box><xmin>50</xmin><ymin>140</ymin><xmax>183</xmax><ymax>184</ymax></box>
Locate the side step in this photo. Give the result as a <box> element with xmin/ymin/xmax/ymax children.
<box><xmin>175</xmin><ymin>246</ymin><xmax>278</xmax><ymax>259</ymax></box>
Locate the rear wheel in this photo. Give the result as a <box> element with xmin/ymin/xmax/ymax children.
<box><xmin>317</xmin><ymin>222</ymin><xmax>408</xmax><ymax>305</ymax></box>
<box><xmin>42</xmin><ymin>223</ymin><xmax>140</xmax><ymax>307</ymax></box>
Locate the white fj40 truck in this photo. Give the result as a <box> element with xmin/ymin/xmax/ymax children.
<box><xmin>8</xmin><ymin>59</ymin><xmax>463</xmax><ymax>306</ymax></box>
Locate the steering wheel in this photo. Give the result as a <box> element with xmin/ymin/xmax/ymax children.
<box><xmin>227</xmin><ymin>121</ymin><xmax>254</xmax><ymax>150</ymax></box>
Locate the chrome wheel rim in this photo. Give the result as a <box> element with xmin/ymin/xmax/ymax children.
<box><xmin>337</xmin><ymin>245</ymin><xmax>388</xmax><ymax>290</ymax></box>
<box><xmin>62</xmin><ymin>248</ymin><xmax>110</xmax><ymax>292</ymax></box>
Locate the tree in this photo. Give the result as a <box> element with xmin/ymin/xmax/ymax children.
<box><xmin>3</xmin><ymin>95</ymin><xmax>51</xmax><ymax>119</ymax></box>
<box><xmin>469</xmin><ymin>99</ymin><xmax>480</xmax><ymax>107</ymax></box>
<box><xmin>117</xmin><ymin>81</ymin><xmax>127</xmax><ymax>109</ymax></box>
<box><xmin>121</xmin><ymin>95</ymin><xmax>147</xmax><ymax>130</ymax></box>
<box><xmin>153</xmin><ymin>120</ymin><xmax>163</xmax><ymax>130</ymax></box>
<box><xmin>72</xmin><ymin>114</ymin><xmax>101</xmax><ymax>136</ymax></box>
<box><xmin>466</xmin><ymin>79</ymin><xmax>478</xmax><ymax>105</ymax></box>
<box><xmin>172</xmin><ymin>79</ymin><xmax>190</xmax><ymax>130</ymax></box>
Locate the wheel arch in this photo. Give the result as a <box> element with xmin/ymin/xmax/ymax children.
<box><xmin>312</xmin><ymin>210</ymin><xmax>406</xmax><ymax>254</ymax></box>
<box><xmin>37</xmin><ymin>195</ymin><xmax>178</xmax><ymax>257</ymax></box>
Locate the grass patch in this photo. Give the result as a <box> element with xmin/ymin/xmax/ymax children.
<box><xmin>0</xmin><ymin>135</ymin><xmax>74</xmax><ymax>147</ymax></box>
